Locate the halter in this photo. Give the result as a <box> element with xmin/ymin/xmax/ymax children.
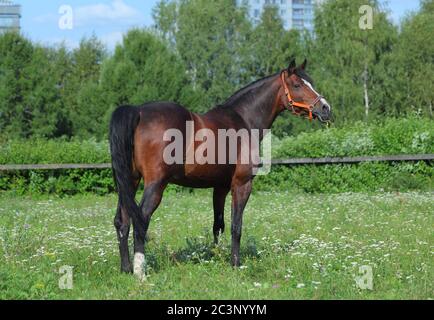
<box><xmin>280</xmin><ymin>71</ymin><xmax>323</xmax><ymax>121</ymax></box>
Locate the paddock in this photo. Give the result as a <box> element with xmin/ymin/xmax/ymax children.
<box><xmin>0</xmin><ymin>190</ymin><xmax>431</xmax><ymax>299</ymax></box>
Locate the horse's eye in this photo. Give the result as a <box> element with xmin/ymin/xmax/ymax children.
<box><xmin>294</xmin><ymin>84</ymin><xmax>301</xmax><ymax>89</ymax></box>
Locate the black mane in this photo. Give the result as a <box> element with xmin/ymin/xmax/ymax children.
<box><xmin>220</xmin><ymin>73</ymin><xmax>279</xmax><ymax>108</ymax></box>
<box><xmin>294</xmin><ymin>67</ymin><xmax>314</xmax><ymax>86</ymax></box>
<box><xmin>219</xmin><ymin>67</ymin><xmax>314</xmax><ymax>109</ymax></box>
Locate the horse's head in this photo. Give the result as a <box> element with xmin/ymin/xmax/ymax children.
<box><xmin>281</xmin><ymin>58</ymin><xmax>332</xmax><ymax>123</ymax></box>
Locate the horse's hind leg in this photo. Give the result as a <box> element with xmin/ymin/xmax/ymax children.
<box><xmin>114</xmin><ymin>202</ymin><xmax>132</xmax><ymax>273</ymax></box>
<box><xmin>133</xmin><ymin>180</ymin><xmax>167</xmax><ymax>278</ymax></box>
<box><xmin>213</xmin><ymin>187</ymin><xmax>230</xmax><ymax>244</ymax></box>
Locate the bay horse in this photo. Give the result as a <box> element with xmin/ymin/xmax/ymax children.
<box><xmin>109</xmin><ymin>58</ymin><xmax>332</xmax><ymax>277</ymax></box>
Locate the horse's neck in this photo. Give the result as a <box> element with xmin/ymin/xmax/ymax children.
<box><xmin>232</xmin><ymin>76</ymin><xmax>282</xmax><ymax>132</ymax></box>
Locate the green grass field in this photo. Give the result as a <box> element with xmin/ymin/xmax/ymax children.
<box><xmin>0</xmin><ymin>190</ymin><xmax>432</xmax><ymax>300</ymax></box>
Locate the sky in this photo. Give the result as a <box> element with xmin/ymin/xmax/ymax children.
<box><xmin>12</xmin><ymin>0</ymin><xmax>421</xmax><ymax>50</ymax></box>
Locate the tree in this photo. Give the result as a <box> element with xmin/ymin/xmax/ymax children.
<box><xmin>312</xmin><ymin>0</ymin><xmax>398</xmax><ymax>123</ymax></box>
<box><xmin>22</xmin><ymin>46</ymin><xmax>65</xmax><ymax>138</ymax></box>
<box><xmin>97</xmin><ymin>28</ymin><xmax>198</xmax><ymax>136</ymax></box>
<box><xmin>154</xmin><ymin>0</ymin><xmax>252</xmax><ymax>112</ymax></box>
<box><xmin>244</xmin><ymin>6</ymin><xmax>302</xmax><ymax>79</ymax></box>
<box><xmin>0</xmin><ymin>32</ymin><xmax>67</xmax><ymax>138</ymax></box>
<box><xmin>246</xmin><ymin>5</ymin><xmax>312</xmax><ymax>137</ymax></box>
<box><xmin>0</xmin><ymin>32</ymin><xmax>34</xmax><ymax>138</ymax></box>
<box><xmin>385</xmin><ymin>0</ymin><xmax>434</xmax><ymax>117</ymax></box>
<box><xmin>66</xmin><ymin>36</ymin><xmax>107</xmax><ymax>138</ymax></box>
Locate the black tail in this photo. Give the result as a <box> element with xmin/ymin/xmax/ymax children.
<box><xmin>109</xmin><ymin>106</ymin><xmax>146</xmax><ymax>240</ymax></box>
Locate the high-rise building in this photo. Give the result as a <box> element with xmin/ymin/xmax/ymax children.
<box><xmin>0</xmin><ymin>0</ymin><xmax>21</xmax><ymax>33</ymax></box>
<box><xmin>238</xmin><ymin>0</ymin><xmax>319</xmax><ymax>31</ymax></box>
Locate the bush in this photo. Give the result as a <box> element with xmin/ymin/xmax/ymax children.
<box><xmin>254</xmin><ymin>161</ymin><xmax>432</xmax><ymax>193</ymax></box>
<box><xmin>0</xmin><ymin>138</ymin><xmax>110</xmax><ymax>164</ymax></box>
<box><xmin>0</xmin><ymin>117</ymin><xmax>432</xmax><ymax>195</ymax></box>
<box><xmin>255</xmin><ymin>117</ymin><xmax>433</xmax><ymax>193</ymax></box>
<box><xmin>271</xmin><ymin>117</ymin><xmax>433</xmax><ymax>158</ymax></box>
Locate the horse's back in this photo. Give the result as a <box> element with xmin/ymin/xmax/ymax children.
<box><xmin>131</xmin><ymin>101</ymin><xmax>246</xmax><ymax>188</ymax></box>
<box><xmin>138</xmin><ymin>101</ymin><xmax>192</xmax><ymax>124</ymax></box>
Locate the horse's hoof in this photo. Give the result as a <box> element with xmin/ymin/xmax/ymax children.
<box><xmin>121</xmin><ymin>265</ymin><xmax>133</xmax><ymax>274</ymax></box>
<box><xmin>231</xmin><ymin>261</ymin><xmax>241</xmax><ymax>268</ymax></box>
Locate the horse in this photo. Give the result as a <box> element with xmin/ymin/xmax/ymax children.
<box><xmin>109</xmin><ymin>58</ymin><xmax>332</xmax><ymax>277</ymax></box>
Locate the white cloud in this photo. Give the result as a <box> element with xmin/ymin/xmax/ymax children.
<box><xmin>74</xmin><ymin>0</ymin><xmax>143</xmax><ymax>27</ymax></box>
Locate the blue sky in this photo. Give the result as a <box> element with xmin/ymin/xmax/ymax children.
<box><xmin>15</xmin><ymin>0</ymin><xmax>421</xmax><ymax>50</ymax></box>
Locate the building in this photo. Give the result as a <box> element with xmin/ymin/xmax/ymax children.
<box><xmin>0</xmin><ymin>0</ymin><xmax>21</xmax><ymax>33</ymax></box>
<box><xmin>238</xmin><ymin>0</ymin><xmax>320</xmax><ymax>31</ymax></box>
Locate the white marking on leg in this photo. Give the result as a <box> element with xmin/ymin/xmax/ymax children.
<box><xmin>133</xmin><ymin>252</ymin><xmax>145</xmax><ymax>279</ymax></box>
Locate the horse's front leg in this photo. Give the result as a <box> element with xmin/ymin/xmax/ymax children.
<box><xmin>213</xmin><ymin>187</ymin><xmax>230</xmax><ymax>245</ymax></box>
<box><xmin>230</xmin><ymin>180</ymin><xmax>252</xmax><ymax>267</ymax></box>
<box><xmin>133</xmin><ymin>181</ymin><xmax>166</xmax><ymax>279</ymax></box>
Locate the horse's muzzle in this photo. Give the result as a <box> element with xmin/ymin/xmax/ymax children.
<box><xmin>313</xmin><ymin>103</ymin><xmax>333</xmax><ymax>123</ymax></box>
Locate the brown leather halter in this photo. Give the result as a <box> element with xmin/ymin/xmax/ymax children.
<box><xmin>280</xmin><ymin>71</ymin><xmax>323</xmax><ymax>121</ymax></box>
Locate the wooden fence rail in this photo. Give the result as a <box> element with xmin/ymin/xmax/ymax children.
<box><xmin>0</xmin><ymin>163</ymin><xmax>111</xmax><ymax>171</ymax></box>
<box><xmin>0</xmin><ymin>154</ymin><xmax>433</xmax><ymax>171</ymax></box>
<box><xmin>272</xmin><ymin>154</ymin><xmax>434</xmax><ymax>165</ymax></box>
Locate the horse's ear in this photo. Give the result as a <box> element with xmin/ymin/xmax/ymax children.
<box><xmin>301</xmin><ymin>58</ymin><xmax>307</xmax><ymax>70</ymax></box>
<box><xmin>288</xmin><ymin>58</ymin><xmax>296</xmax><ymax>73</ymax></box>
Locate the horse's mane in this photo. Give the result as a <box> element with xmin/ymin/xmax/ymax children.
<box><xmin>220</xmin><ymin>73</ymin><xmax>279</xmax><ymax>108</ymax></box>
<box><xmin>294</xmin><ymin>67</ymin><xmax>314</xmax><ymax>86</ymax></box>
<box><xmin>218</xmin><ymin>67</ymin><xmax>313</xmax><ymax>109</ymax></box>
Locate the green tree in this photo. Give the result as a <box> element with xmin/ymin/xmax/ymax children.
<box><xmin>312</xmin><ymin>0</ymin><xmax>398</xmax><ymax>123</ymax></box>
<box><xmin>22</xmin><ymin>46</ymin><xmax>65</xmax><ymax>138</ymax></box>
<box><xmin>244</xmin><ymin>6</ymin><xmax>302</xmax><ymax>79</ymax></box>
<box><xmin>0</xmin><ymin>32</ymin><xmax>34</xmax><ymax>138</ymax></box>
<box><xmin>66</xmin><ymin>36</ymin><xmax>107</xmax><ymax>138</ymax></box>
<box><xmin>385</xmin><ymin>0</ymin><xmax>434</xmax><ymax>117</ymax></box>
<box><xmin>0</xmin><ymin>33</ymin><xmax>106</xmax><ymax>139</ymax></box>
<box><xmin>247</xmin><ymin>5</ymin><xmax>310</xmax><ymax>137</ymax></box>
<box><xmin>0</xmin><ymin>32</ymin><xmax>67</xmax><ymax>138</ymax></box>
<box><xmin>48</xmin><ymin>45</ymin><xmax>74</xmax><ymax>137</ymax></box>
<box><xmin>98</xmin><ymin>28</ymin><xmax>198</xmax><ymax>134</ymax></box>
<box><xmin>154</xmin><ymin>0</ymin><xmax>252</xmax><ymax>112</ymax></box>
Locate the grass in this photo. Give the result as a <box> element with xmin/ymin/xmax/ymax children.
<box><xmin>0</xmin><ymin>190</ymin><xmax>432</xmax><ymax>300</ymax></box>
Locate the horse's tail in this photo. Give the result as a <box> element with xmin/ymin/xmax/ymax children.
<box><xmin>109</xmin><ymin>106</ymin><xmax>146</xmax><ymax>240</ymax></box>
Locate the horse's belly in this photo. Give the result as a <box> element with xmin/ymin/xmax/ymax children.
<box><xmin>169</xmin><ymin>164</ymin><xmax>233</xmax><ymax>188</ymax></box>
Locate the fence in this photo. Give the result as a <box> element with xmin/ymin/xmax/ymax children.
<box><xmin>0</xmin><ymin>154</ymin><xmax>433</xmax><ymax>171</ymax></box>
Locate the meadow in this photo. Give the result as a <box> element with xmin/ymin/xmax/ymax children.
<box><xmin>0</xmin><ymin>190</ymin><xmax>432</xmax><ymax>300</ymax></box>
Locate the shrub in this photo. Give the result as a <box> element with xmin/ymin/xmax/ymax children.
<box><xmin>271</xmin><ymin>117</ymin><xmax>433</xmax><ymax>159</ymax></box>
<box><xmin>0</xmin><ymin>138</ymin><xmax>110</xmax><ymax>164</ymax></box>
<box><xmin>256</xmin><ymin>117</ymin><xmax>433</xmax><ymax>193</ymax></box>
<box><xmin>0</xmin><ymin>117</ymin><xmax>432</xmax><ymax>195</ymax></box>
